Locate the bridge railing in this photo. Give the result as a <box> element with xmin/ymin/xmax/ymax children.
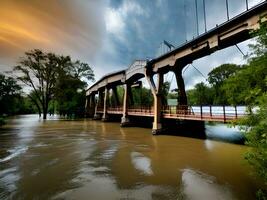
<box><xmin>107</xmin><ymin>107</ymin><xmax>123</xmax><ymax>113</ymax></box>
<box><xmin>96</xmin><ymin>107</ymin><xmax>104</xmax><ymax>112</ymax></box>
<box><xmin>128</xmin><ymin>106</ymin><xmax>153</xmax><ymax>115</ymax></box>
<box><xmin>162</xmin><ymin>105</ymin><xmax>247</xmax><ymax>122</ymax></box>
<box><xmin>162</xmin><ymin>105</ymin><xmax>193</xmax><ymax>115</ymax></box>
<box><xmin>98</xmin><ymin>105</ymin><xmax>247</xmax><ymax>121</ymax></box>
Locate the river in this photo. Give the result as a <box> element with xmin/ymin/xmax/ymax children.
<box><xmin>0</xmin><ymin>115</ymin><xmax>264</xmax><ymax>199</ymax></box>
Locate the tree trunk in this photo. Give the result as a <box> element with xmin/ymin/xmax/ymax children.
<box><xmin>43</xmin><ymin>107</ymin><xmax>47</xmax><ymax>119</ymax></box>
<box><xmin>42</xmin><ymin>99</ymin><xmax>49</xmax><ymax>120</ymax></box>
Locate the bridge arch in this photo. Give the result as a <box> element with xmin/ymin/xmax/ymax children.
<box><xmin>125</xmin><ymin>60</ymin><xmax>147</xmax><ymax>82</ymax></box>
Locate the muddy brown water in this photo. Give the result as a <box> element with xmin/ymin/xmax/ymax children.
<box><xmin>0</xmin><ymin>115</ymin><xmax>265</xmax><ymax>199</ymax></box>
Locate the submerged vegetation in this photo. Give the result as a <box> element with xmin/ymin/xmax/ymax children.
<box><xmin>0</xmin><ymin>49</ymin><xmax>94</xmax><ymax>122</ymax></box>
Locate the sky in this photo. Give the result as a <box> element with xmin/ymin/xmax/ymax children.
<box><xmin>0</xmin><ymin>0</ymin><xmax>263</xmax><ymax>90</ymax></box>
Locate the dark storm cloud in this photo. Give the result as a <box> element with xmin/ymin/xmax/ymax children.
<box><xmin>0</xmin><ymin>0</ymin><xmax>263</xmax><ymax>86</ymax></box>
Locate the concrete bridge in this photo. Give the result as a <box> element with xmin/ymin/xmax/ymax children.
<box><xmin>85</xmin><ymin>2</ymin><xmax>267</xmax><ymax>134</ymax></box>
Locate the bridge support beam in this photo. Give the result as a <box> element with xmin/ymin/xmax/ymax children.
<box><xmin>102</xmin><ymin>87</ymin><xmax>109</xmax><ymax>122</ymax></box>
<box><xmin>146</xmin><ymin>72</ymin><xmax>163</xmax><ymax>135</ymax></box>
<box><xmin>174</xmin><ymin>67</ymin><xmax>188</xmax><ymax>106</ymax></box>
<box><xmin>85</xmin><ymin>95</ymin><xmax>89</xmax><ymax>117</ymax></box>
<box><xmin>85</xmin><ymin>94</ymin><xmax>96</xmax><ymax>117</ymax></box>
<box><xmin>121</xmin><ymin>83</ymin><xmax>131</xmax><ymax>127</ymax></box>
<box><xmin>94</xmin><ymin>90</ymin><xmax>103</xmax><ymax>120</ymax></box>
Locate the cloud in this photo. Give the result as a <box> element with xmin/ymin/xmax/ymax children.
<box><xmin>104</xmin><ymin>0</ymin><xmax>147</xmax><ymax>42</ymax></box>
<box><xmin>0</xmin><ymin>0</ymin><xmax>262</xmax><ymax>92</ymax></box>
<box><xmin>105</xmin><ymin>7</ymin><xmax>125</xmax><ymax>38</ymax></box>
<box><xmin>0</xmin><ymin>0</ymin><xmax>105</xmax><ymax>70</ymax></box>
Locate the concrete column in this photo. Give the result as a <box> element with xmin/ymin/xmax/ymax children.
<box><xmin>146</xmin><ymin>72</ymin><xmax>163</xmax><ymax>135</ymax></box>
<box><xmin>85</xmin><ymin>95</ymin><xmax>90</xmax><ymax>117</ymax></box>
<box><xmin>102</xmin><ymin>87</ymin><xmax>109</xmax><ymax>121</ymax></box>
<box><xmin>152</xmin><ymin>73</ymin><xmax>163</xmax><ymax>135</ymax></box>
<box><xmin>88</xmin><ymin>94</ymin><xmax>96</xmax><ymax>117</ymax></box>
<box><xmin>121</xmin><ymin>84</ymin><xmax>130</xmax><ymax>127</ymax></box>
<box><xmin>85</xmin><ymin>94</ymin><xmax>96</xmax><ymax>118</ymax></box>
<box><xmin>85</xmin><ymin>96</ymin><xmax>88</xmax><ymax>117</ymax></box>
<box><xmin>174</xmin><ymin>68</ymin><xmax>188</xmax><ymax>106</ymax></box>
<box><xmin>94</xmin><ymin>90</ymin><xmax>102</xmax><ymax>120</ymax></box>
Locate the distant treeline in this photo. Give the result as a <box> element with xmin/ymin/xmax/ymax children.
<box><xmin>0</xmin><ymin>49</ymin><xmax>94</xmax><ymax>120</ymax></box>
<box><xmin>184</xmin><ymin>58</ymin><xmax>266</xmax><ymax>106</ymax></box>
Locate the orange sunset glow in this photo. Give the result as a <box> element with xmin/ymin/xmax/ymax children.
<box><xmin>0</xmin><ymin>0</ymin><xmax>104</xmax><ymax>71</ymax></box>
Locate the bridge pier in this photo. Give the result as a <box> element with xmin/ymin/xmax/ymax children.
<box><xmin>174</xmin><ymin>67</ymin><xmax>188</xmax><ymax>106</ymax></box>
<box><xmin>146</xmin><ymin>72</ymin><xmax>164</xmax><ymax>135</ymax></box>
<box><xmin>94</xmin><ymin>90</ymin><xmax>103</xmax><ymax>120</ymax></box>
<box><xmin>85</xmin><ymin>93</ymin><xmax>96</xmax><ymax>117</ymax></box>
<box><xmin>102</xmin><ymin>86</ymin><xmax>109</xmax><ymax>122</ymax></box>
<box><xmin>121</xmin><ymin>83</ymin><xmax>131</xmax><ymax>127</ymax></box>
<box><xmin>85</xmin><ymin>95</ymin><xmax>89</xmax><ymax>117</ymax></box>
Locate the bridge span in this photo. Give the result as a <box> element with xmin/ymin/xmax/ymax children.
<box><xmin>86</xmin><ymin>2</ymin><xmax>267</xmax><ymax>134</ymax></box>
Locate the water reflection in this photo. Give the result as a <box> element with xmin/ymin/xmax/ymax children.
<box><xmin>180</xmin><ymin>168</ymin><xmax>235</xmax><ymax>200</ymax></box>
<box><xmin>131</xmin><ymin>152</ymin><xmax>153</xmax><ymax>176</ymax></box>
<box><xmin>206</xmin><ymin>124</ymin><xmax>244</xmax><ymax>144</ymax></box>
<box><xmin>0</xmin><ymin>115</ymin><xmax>264</xmax><ymax>199</ymax></box>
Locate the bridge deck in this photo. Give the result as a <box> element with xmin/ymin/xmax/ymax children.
<box><xmin>96</xmin><ymin>106</ymin><xmax>246</xmax><ymax>123</ymax></box>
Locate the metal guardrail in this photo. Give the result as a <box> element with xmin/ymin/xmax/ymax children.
<box><xmin>96</xmin><ymin>105</ymin><xmax>247</xmax><ymax>122</ymax></box>
<box><xmin>162</xmin><ymin>105</ymin><xmax>247</xmax><ymax>122</ymax></box>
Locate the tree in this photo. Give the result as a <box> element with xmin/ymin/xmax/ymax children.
<box><xmin>208</xmin><ymin>63</ymin><xmax>241</xmax><ymax>104</ymax></box>
<box><xmin>131</xmin><ymin>86</ymin><xmax>153</xmax><ymax>107</ymax></box>
<box><xmin>14</xmin><ymin>49</ymin><xmax>94</xmax><ymax>119</ymax></box>
<box><xmin>187</xmin><ymin>82</ymin><xmax>214</xmax><ymax>105</ymax></box>
<box><xmin>238</xmin><ymin>22</ymin><xmax>267</xmax><ymax>198</ymax></box>
<box><xmin>0</xmin><ymin>73</ymin><xmax>22</xmax><ymax>115</ymax></box>
<box><xmin>55</xmin><ymin>74</ymin><xmax>87</xmax><ymax>117</ymax></box>
<box><xmin>55</xmin><ymin>59</ymin><xmax>94</xmax><ymax>117</ymax></box>
<box><xmin>14</xmin><ymin>50</ymin><xmax>61</xmax><ymax>119</ymax></box>
<box><xmin>208</xmin><ymin>64</ymin><xmax>241</xmax><ymax>86</ymax></box>
<box><xmin>161</xmin><ymin>82</ymin><xmax>170</xmax><ymax>106</ymax></box>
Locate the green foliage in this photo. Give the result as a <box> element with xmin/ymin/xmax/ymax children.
<box><xmin>168</xmin><ymin>92</ymin><xmax>178</xmax><ymax>99</ymax></box>
<box><xmin>0</xmin><ymin>73</ymin><xmax>22</xmax><ymax>115</ymax></box>
<box><xmin>0</xmin><ymin>73</ymin><xmax>37</xmax><ymax>119</ymax></box>
<box><xmin>14</xmin><ymin>49</ymin><xmax>94</xmax><ymax>119</ymax></box>
<box><xmin>186</xmin><ymin>64</ymin><xmax>241</xmax><ymax>105</ymax></box>
<box><xmin>55</xmin><ymin>74</ymin><xmax>87</xmax><ymax>117</ymax></box>
<box><xmin>208</xmin><ymin>64</ymin><xmax>241</xmax><ymax>86</ymax></box>
<box><xmin>187</xmin><ymin>82</ymin><xmax>214</xmax><ymax>105</ymax></box>
<box><xmin>222</xmin><ymin>62</ymin><xmax>267</xmax><ymax>105</ymax></box>
<box><xmin>19</xmin><ymin>96</ymin><xmax>39</xmax><ymax>114</ymax></box>
<box><xmin>131</xmin><ymin>86</ymin><xmax>153</xmax><ymax>107</ymax></box>
<box><xmin>208</xmin><ymin>63</ymin><xmax>241</xmax><ymax>104</ymax></box>
<box><xmin>161</xmin><ymin>82</ymin><xmax>170</xmax><ymax>105</ymax></box>
<box><xmin>256</xmin><ymin>189</ymin><xmax>267</xmax><ymax>200</ymax></box>
<box><xmin>240</xmin><ymin>94</ymin><xmax>267</xmax><ymax>180</ymax></box>
<box><xmin>237</xmin><ymin>23</ymin><xmax>267</xmax><ymax>197</ymax></box>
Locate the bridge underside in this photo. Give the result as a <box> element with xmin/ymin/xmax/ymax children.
<box><xmin>85</xmin><ymin>2</ymin><xmax>267</xmax><ymax>135</ymax></box>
